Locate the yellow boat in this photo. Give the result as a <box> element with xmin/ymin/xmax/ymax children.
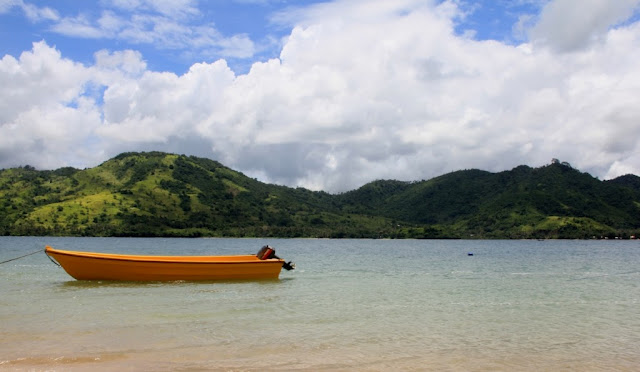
<box><xmin>45</xmin><ymin>245</ymin><xmax>294</xmax><ymax>281</ymax></box>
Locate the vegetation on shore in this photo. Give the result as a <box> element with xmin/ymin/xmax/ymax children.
<box><xmin>1</xmin><ymin>152</ymin><xmax>639</xmax><ymax>239</ymax></box>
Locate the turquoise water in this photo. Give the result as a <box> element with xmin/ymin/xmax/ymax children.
<box><xmin>1</xmin><ymin>237</ymin><xmax>639</xmax><ymax>371</ymax></box>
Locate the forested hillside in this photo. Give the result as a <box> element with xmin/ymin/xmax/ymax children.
<box><xmin>338</xmin><ymin>163</ymin><xmax>640</xmax><ymax>238</ymax></box>
<box><xmin>1</xmin><ymin>152</ymin><xmax>639</xmax><ymax>239</ymax></box>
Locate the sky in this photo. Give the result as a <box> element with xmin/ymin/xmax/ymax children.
<box><xmin>1</xmin><ymin>0</ymin><xmax>640</xmax><ymax>193</ymax></box>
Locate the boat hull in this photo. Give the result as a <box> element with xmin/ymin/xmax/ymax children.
<box><xmin>45</xmin><ymin>246</ymin><xmax>285</xmax><ymax>281</ymax></box>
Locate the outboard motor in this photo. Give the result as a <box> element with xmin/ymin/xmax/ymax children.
<box><xmin>256</xmin><ymin>245</ymin><xmax>295</xmax><ymax>271</ymax></box>
<box><xmin>281</xmin><ymin>260</ymin><xmax>295</xmax><ymax>271</ymax></box>
<box><xmin>256</xmin><ymin>245</ymin><xmax>276</xmax><ymax>260</ymax></box>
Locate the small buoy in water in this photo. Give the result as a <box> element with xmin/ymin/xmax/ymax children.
<box><xmin>467</xmin><ymin>253</ymin><xmax>474</xmax><ymax>256</ymax></box>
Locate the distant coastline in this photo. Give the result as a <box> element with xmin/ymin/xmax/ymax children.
<box><xmin>1</xmin><ymin>152</ymin><xmax>639</xmax><ymax>239</ymax></box>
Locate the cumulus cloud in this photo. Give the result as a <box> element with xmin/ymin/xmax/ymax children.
<box><xmin>0</xmin><ymin>42</ymin><xmax>101</xmax><ymax>168</ymax></box>
<box><xmin>1</xmin><ymin>0</ymin><xmax>640</xmax><ymax>192</ymax></box>
<box><xmin>529</xmin><ymin>0</ymin><xmax>640</xmax><ymax>51</ymax></box>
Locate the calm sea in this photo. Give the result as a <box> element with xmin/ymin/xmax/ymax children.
<box><xmin>1</xmin><ymin>237</ymin><xmax>639</xmax><ymax>371</ymax></box>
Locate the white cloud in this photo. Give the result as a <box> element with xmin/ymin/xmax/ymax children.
<box><xmin>0</xmin><ymin>0</ymin><xmax>58</xmax><ymax>21</ymax></box>
<box><xmin>0</xmin><ymin>42</ymin><xmax>101</xmax><ymax>169</ymax></box>
<box><xmin>0</xmin><ymin>42</ymin><xmax>90</xmax><ymax>123</ymax></box>
<box><xmin>97</xmin><ymin>57</ymin><xmax>236</xmax><ymax>146</ymax></box>
<box><xmin>0</xmin><ymin>0</ymin><xmax>19</xmax><ymax>13</ymax></box>
<box><xmin>52</xmin><ymin>14</ymin><xmax>108</xmax><ymax>38</ymax></box>
<box><xmin>9</xmin><ymin>0</ymin><xmax>256</xmax><ymax>60</ymax></box>
<box><xmin>109</xmin><ymin>0</ymin><xmax>200</xmax><ymax>20</ymax></box>
<box><xmin>22</xmin><ymin>2</ymin><xmax>59</xmax><ymax>22</ymax></box>
<box><xmin>529</xmin><ymin>0</ymin><xmax>640</xmax><ymax>51</ymax></box>
<box><xmin>2</xmin><ymin>0</ymin><xmax>640</xmax><ymax>192</ymax></box>
<box><xmin>94</xmin><ymin>49</ymin><xmax>147</xmax><ymax>76</ymax></box>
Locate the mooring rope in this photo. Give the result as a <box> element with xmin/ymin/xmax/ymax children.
<box><xmin>0</xmin><ymin>249</ymin><xmax>44</xmax><ymax>265</ymax></box>
<box><xmin>46</xmin><ymin>252</ymin><xmax>61</xmax><ymax>267</ymax></box>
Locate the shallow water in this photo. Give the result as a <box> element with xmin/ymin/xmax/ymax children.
<box><xmin>1</xmin><ymin>237</ymin><xmax>639</xmax><ymax>371</ymax></box>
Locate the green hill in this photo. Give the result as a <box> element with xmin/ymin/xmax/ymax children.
<box><xmin>338</xmin><ymin>164</ymin><xmax>640</xmax><ymax>238</ymax></box>
<box><xmin>0</xmin><ymin>152</ymin><xmax>391</xmax><ymax>237</ymax></box>
<box><xmin>1</xmin><ymin>152</ymin><xmax>639</xmax><ymax>239</ymax></box>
